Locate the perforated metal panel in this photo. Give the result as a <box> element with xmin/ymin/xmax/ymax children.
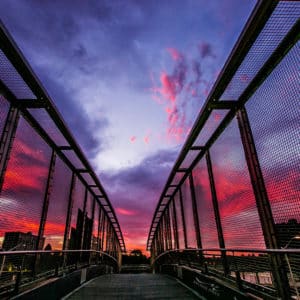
<box><xmin>181</xmin><ymin>177</ymin><xmax>197</xmax><ymax>248</ymax></box>
<box><xmin>168</xmin><ymin>200</ymin><xmax>176</xmax><ymax>249</ymax></box>
<box><xmin>0</xmin><ymin>96</ymin><xmax>10</xmax><ymax>136</ymax></box>
<box><xmin>28</xmin><ymin>109</ymin><xmax>69</xmax><ymax>147</ymax></box>
<box><xmin>193</xmin><ymin>110</ymin><xmax>229</xmax><ymax>146</ymax></box>
<box><xmin>174</xmin><ymin>191</ymin><xmax>185</xmax><ymax>249</ymax></box>
<box><xmin>68</xmin><ymin>177</ymin><xmax>85</xmax><ymax>250</ymax></box>
<box><xmin>246</xmin><ymin>42</ymin><xmax>300</xmax><ymax>248</ymax></box>
<box><xmin>220</xmin><ymin>1</ymin><xmax>300</xmax><ymax>101</ymax></box>
<box><xmin>193</xmin><ymin>158</ymin><xmax>219</xmax><ymax>248</ymax></box>
<box><xmin>0</xmin><ymin>49</ymin><xmax>36</xmax><ymax>99</ymax></box>
<box><xmin>0</xmin><ymin>117</ymin><xmax>51</xmax><ymax>249</ymax></box>
<box><xmin>92</xmin><ymin>202</ymin><xmax>100</xmax><ymax>250</ymax></box>
<box><xmin>43</xmin><ymin>156</ymin><xmax>72</xmax><ymax>250</ymax></box>
<box><xmin>210</xmin><ymin>118</ymin><xmax>265</xmax><ymax>249</ymax></box>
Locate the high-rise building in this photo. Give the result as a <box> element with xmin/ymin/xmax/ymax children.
<box><xmin>2</xmin><ymin>231</ymin><xmax>44</xmax><ymax>251</ymax></box>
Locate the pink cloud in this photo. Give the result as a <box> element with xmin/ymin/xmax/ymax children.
<box><xmin>167</xmin><ymin>47</ymin><xmax>183</xmax><ymax>61</ymax></box>
<box><xmin>116</xmin><ymin>207</ymin><xmax>137</xmax><ymax>216</ymax></box>
<box><xmin>144</xmin><ymin>134</ymin><xmax>150</xmax><ymax>144</ymax></box>
<box><xmin>160</xmin><ymin>72</ymin><xmax>177</xmax><ymax>102</ymax></box>
<box><xmin>130</xmin><ymin>136</ymin><xmax>137</xmax><ymax>143</ymax></box>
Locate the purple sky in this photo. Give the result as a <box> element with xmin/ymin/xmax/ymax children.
<box><xmin>0</xmin><ymin>0</ymin><xmax>256</xmax><ymax>252</ymax></box>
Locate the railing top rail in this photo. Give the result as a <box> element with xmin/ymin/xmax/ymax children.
<box><xmin>153</xmin><ymin>247</ymin><xmax>300</xmax><ymax>263</ymax></box>
<box><xmin>0</xmin><ymin>249</ymin><xmax>118</xmax><ymax>263</ymax></box>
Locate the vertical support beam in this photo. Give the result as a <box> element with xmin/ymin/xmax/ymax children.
<box><xmin>172</xmin><ymin>199</ymin><xmax>179</xmax><ymax>249</ymax></box>
<box><xmin>166</xmin><ymin>208</ymin><xmax>172</xmax><ymax>249</ymax></box>
<box><xmin>179</xmin><ymin>187</ymin><xmax>188</xmax><ymax>249</ymax></box>
<box><xmin>0</xmin><ymin>105</ymin><xmax>20</xmax><ymax>191</ymax></box>
<box><xmin>101</xmin><ymin>214</ymin><xmax>106</xmax><ymax>251</ymax></box>
<box><xmin>80</xmin><ymin>188</ymin><xmax>88</xmax><ymax>250</ymax></box>
<box><xmin>63</xmin><ymin>172</ymin><xmax>76</xmax><ymax>251</ymax></box>
<box><xmin>157</xmin><ymin>223</ymin><xmax>162</xmax><ymax>254</ymax></box>
<box><xmin>36</xmin><ymin>150</ymin><xmax>57</xmax><ymax>250</ymax></box>
<box><xmin>237</xmin><ymin>107</ymin><xmax>290</xmax><ymax>299</ymax></box>
<box><xmin>89</xmin><ymin>197</ymin><xmax>96</xmax><ymax>250</ymax></box>
<box><xmin>189</xmin><ymin>173</ymin><xmax>202</xmax><ymax>249</ymax></box>
<box><xmin>97</xmin><ymin>205</ymin><xmax>102</xmax><ymax>251</ymax></box>
<box><xmin>206</xmin><ymin>150</ymin><xmax>229</xmax><ymax>275</ymax></box>
<box><xmin>105</xmin><ymin>217</ymin><xmax>109</xmax><ymax>252</ymax></box>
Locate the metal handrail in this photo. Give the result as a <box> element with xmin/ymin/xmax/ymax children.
<box><xmin>153</xmin><ymin>247</ymin><xmax>300</xmax><ymax>264</ymax></box>
<box><xmin>0</xmin><ymin>249</ymin><xmax>118</xmax><ymax>264</ymax></box>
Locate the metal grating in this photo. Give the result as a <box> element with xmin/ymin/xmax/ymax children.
<box><xmin>172</xmin><ymin>172</ymin><xmax>185</xmax><ymax>185</ymax></box>
<box><xmin>192</xmin><ymin>158</ymin><xmax>219</xmax><ymax>248</ymax></box>
<box><xmin>168</xmin><ymin>200</ymin><xmax>176</xmax><ymax>249</ymax></box>
<box><xmin>28</xmin><ymin>109</ymin><xmax>69</xmax><ymax>147</ymax></box>
<box><xmin>246</xmin><ymin>42</ymin><xmax>300</xmax><ymax>248</ymax></box>
<box><xmin>44</xmin><ymin>156</ymin><xmax>72</xmax><ymax>250</ymax></box>
<box><xmin>81</xmin><ymin>172</ymin><xmax>95</xmax><ymax>186</ymax></box>
<box><xmin>220</xmin><ymin>1</ymin><xmax>300</xmax><ymax>101</ymax></box>
<box><xmin>193</xmin><ymin>110</ymin><xmax>229</xmax><ymax>146</ymax></box>
<box><xmin>62</xmin><ymin>149</ymin><xmax>85</xmax><ymax>169</ymax></box>
<box><xmin>210</xmin><ymin>118</ymin><xmax>265</xmax><ymax>249</ymax></box>
<box><xmin>0</xmin><ymin>49</ymin><xmax>36</xmax><ymax>99</ymax></box>
<box><xmin>0</xmin><ymin>96</ymin><xmax>10</xmax><ymax>136</ymax></box>
<box><xmin>174</xmin><ymin>191</ymin><xmax>185</xmax><ymax>249</ymax></box>
<box><xmin>181</xmin><ymin>177</ymin><xmax>197</xmax><ymax>248</ymax></box>
<box><xmin>92</xmin><ymin>203</ymin><xmax>100</xmax><ymax>250</ymax></box>
<box><xmin>68</xmin><ymin>177</ymin><xmax>85</xmax><ymax>249</ymax></box>
<box><xmin>0</xmin><ymin>117</ymin><xmax>52</xmax><ymax>248</ymax></box>
<box><xmin>179</xmin><ymin>149</ymin><xmax>200</xmax><ymax>169</ymax></box>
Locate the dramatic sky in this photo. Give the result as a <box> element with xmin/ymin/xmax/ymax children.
<box><xmin>0</xmin><ymin>0</ymin><xmax>257</xmax><ymax>252</ymax></box>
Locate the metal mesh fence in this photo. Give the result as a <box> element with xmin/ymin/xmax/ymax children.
<box><xmin>193</xmin><ymin>110</ymin><xmax>229</xmax><ymax>147</ymax></box>
<box><xmin>220</xmin><ymin>1</ymin><xmax>300</xmax><ymax>101</ymax></box>
<box><xmin>181</xmin><ymin>177</ymin><xmax>197</xmax><ymax>248</ymax></box>
<box><xmin>174</xmin><ymin>191</ymin><xmax>185</xmax><ymax>249</ymax></box>
<box><xmin>92</xmin><ymin>202</ymin><xmax>100</xmax><ymax>250</ymax></box>
<box><xmin>246</xmin><ymin>42</ymin><xmax>300</xmax><ymax>232</ymax></box>
<box><xmin>192</xmin><ymin>158</ymin><xmax>219</xmax><ymax>249</ymax></box>
<box><xmin>27</xmin><ymin>109</ymin><xmax>69</xmax><ymax>147</ymax></box>
<box><xmin>246</xmin><ymin>42</ymin><xmax>300</xmax><ymax>285</ymax></box>
<box><xmin>210</xmin><ymin>118</ymin><xmax>265</xmax><ymax>249</ymax></box>
<box><xmin>0</xmin><ymin>96</ymin><xmax>10</xmax><ymax>136</ymax></box>
<box><xmin>68</xmin><ymin>177</ymin><xmax>85</xmax><ymax>250</ymax></box>
<box><xmin>43</xmin><ymin>156</ymin><xmax>72</xmax><ymax>250</ymax></box>
<box><xmin>0</xmin><ymin>116</ymin><xmax>52</xmax><ymax>249</ymax></box>
<box><xmin>168</xmin><ymin>200</ymin><xmax>176</xmax><ymax>249</ymax></box>
<box><xmin>0</xmin><ymin>49</ymin><xmax>36</xmax><ymax>99</ymax></box>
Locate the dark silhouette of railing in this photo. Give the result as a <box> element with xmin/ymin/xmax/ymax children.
<box><xmin>0</xmin><ymin>14</ymin><xmax>126</xmax><ymax>298</ymax></box>
<box><xmin>0</xmin><ymin>249</ymin><xmax>118</xmax><ymax>298</ymax></box>
<box><xmin>147</xmin><ymin>1</ymin><xmax>300</xmax><ymax>299</ymax></box>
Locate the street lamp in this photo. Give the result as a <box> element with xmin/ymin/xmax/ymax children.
<box><xmin>283</xmin><ymin>235</ymin><xmax>300</xmax><ymax>300</ymax></box>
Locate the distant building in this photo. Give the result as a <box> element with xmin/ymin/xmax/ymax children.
<box><xmin>69</xmin><ymin>208</ymin><xmax>93</xmax><ymax>250</ymax></box>
<box><xmin>275</xmin><ymin>219</ymin><xmax>300</xmax><ymax>248</ymax></box>
<box><xmin>2</xmin><ymin>231</ymin><xmax>44</xmax><ymax>251</ymax></box>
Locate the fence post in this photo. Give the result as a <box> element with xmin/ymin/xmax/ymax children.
<box><xmin>0</xmin><ymin>105</ymin><xmax>20</xmax><ymax>191</ymax></box>
<box><xmin>206</xmin><ymin>150</ymin><xmax>229</xmax><ymax>276</ymax></box>
<box><xmin>237</xmin><ymin>106</ymin><xmax>290</xmax><ymax>300</ymax></box>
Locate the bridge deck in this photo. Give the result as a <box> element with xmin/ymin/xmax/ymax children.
<box><xmin>65</xmin><ymin>274</ymin><xmax>200</xmax><ymax>299</ymax></box>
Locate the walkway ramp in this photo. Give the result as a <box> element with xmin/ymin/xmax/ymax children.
<box><xmin>65</xmin><ymin>274</ymin><xmax>200</xmax><ymax>299</ymax></box>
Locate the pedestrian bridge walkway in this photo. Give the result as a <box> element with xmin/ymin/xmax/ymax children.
<box><xmin>64</xmin><ymin>274</ymin><xmax>199</xmax><ymax>300</ymax></box>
